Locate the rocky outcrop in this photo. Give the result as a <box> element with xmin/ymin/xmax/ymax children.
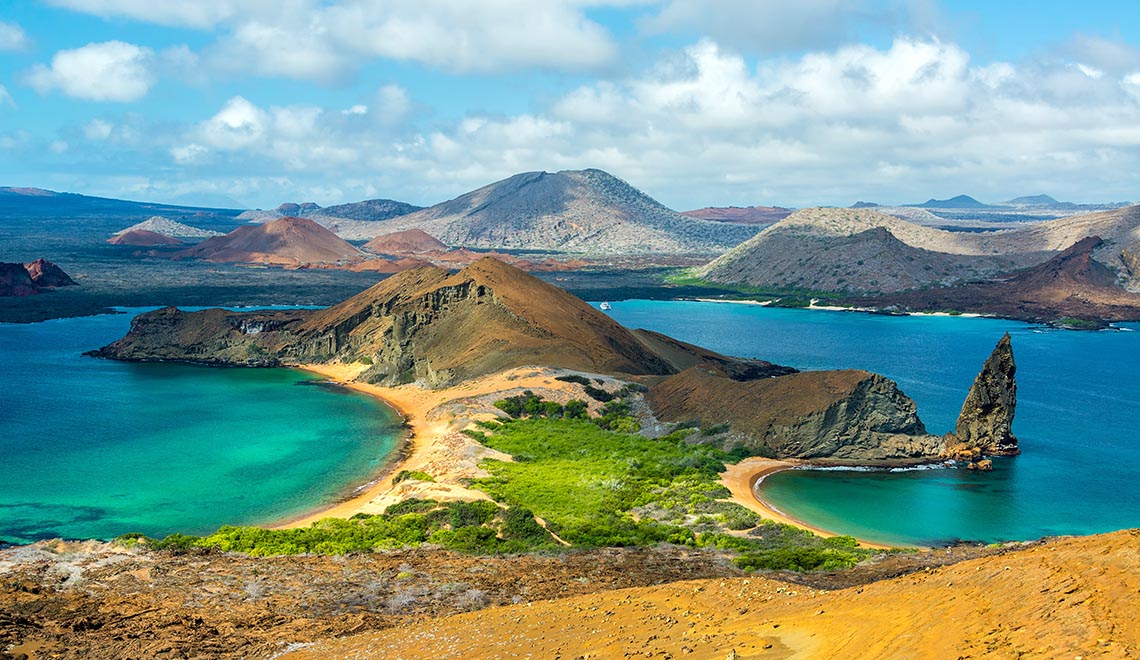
<box><xmin>24</xmin><ymin>258</ymin><xmax>76</xmax><ymax>288</ymax></box>
<box><xmin>1122</xmin><ymin>243</ymin><xmax>1140</xmax><ymax>288</ymax></box>
<box><xmin>647</xmin><ymin>367</ymin><xmax>943</xmax><ymax>461</ymax></box>
<box><xmin>947</xmin><ymin>333</ymin><xmax>1018</xmax><ymax>456</ymax></box>
<box><xmin>1</xmin><ymin>259</ymin><xmax>76</xmax><ymax>296</ymax></box>
<box><xmin>0</xmin><ymin>262</ymin><xmax>39</xmax><ymax>297</ymax></box>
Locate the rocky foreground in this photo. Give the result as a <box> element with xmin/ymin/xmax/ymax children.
<box><xmin>2</xmin><ymin>531</ymin><xmax>1134</xmax><ymax>659</ymax></box>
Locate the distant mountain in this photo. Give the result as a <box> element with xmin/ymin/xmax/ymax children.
<box><xmin>368</xmin><ymin>169</ymin><xmax>759</xmax><ymax>255</ymax></box>
<box><xmin>696</xmin><ymin>208</ymin><xmax>1040</xmax><ymax>293</ymax></box>
<box><xmin>0</xmin><ymin>187</ymin><xmax>242</xmax><ymax>221</ymax></box>
<box><xmin>175</xmin><ymin>216</ymin><xmax>362</xmax><ymax>266</ymax></box>
<box><xmin>319</xmin><ymin>199</ymin><xmax>423</xmax><ymax>222</ymax></box>
<box><xmin>1005</xmin><ymin>194</ymin><xmax>1060</xmax><ymax>206</ymax></box>
<box><xmin>913</xmin><ymin>195</ymin><xmax>997</xmax><ymax>209</ymax></box>
<box><xmin>112</xmin><ymin>216</ymin><xmax>222</xmax><ymax>239</ymax></box>
<box><xmin>108</xmin><ymin>229</ymin><xmax>184</xmax><ymax>247</ymax></box>
<box><xmin>679</xmin><ymin>205</ymin><xmax>792</xmax><ymax>225</ymax></box>
<box><xmin>851</xmin><ymin>201</ymin><xmax>880</xmax><ymax>208</ymax></box>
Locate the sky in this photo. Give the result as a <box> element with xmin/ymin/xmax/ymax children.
<box><xmin>1</xmin><ymin>1</ymin><xmax>1139</xmax><ymax>210</ymax></box>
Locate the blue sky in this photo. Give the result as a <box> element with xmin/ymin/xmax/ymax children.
<box><xmin>1</xmin><ymin>1</ymin><xmax>1139</xmax><ymax>210</ymax></box>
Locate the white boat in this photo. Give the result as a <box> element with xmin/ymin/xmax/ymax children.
<box><xmin>599</xmin><ymin>302</ymin><xmax>612</xmax><ymax>310</ymax></box>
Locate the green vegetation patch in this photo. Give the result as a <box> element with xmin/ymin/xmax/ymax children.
<box><xmin>664</xmin><ymin>271</ymin><xmax>842</xmax><ymax>308</ymax></box>
<box><xmin>128</xmin><ymin>499</ymin><xmax>556</xmax><ymax>556</ymax></box>
<box><xmin>393</xmin><ymin>469</ymin><xmax>436</xmax><ymax>484</ymax></box>
<box><xmin>469</xmin><ymin>402</ymin><xmax>878</xmax><ymax>570</ymax></box>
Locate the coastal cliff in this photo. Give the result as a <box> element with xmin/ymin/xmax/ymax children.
<box><xmin>647</xmin><ymin>367</ymin><xmax>942</xmax><ymax>460</ymax></box>
<box><xmin>648</xmin><ymin>334</ymin><xmax>1019</xmax><ymax>463</ymax></box>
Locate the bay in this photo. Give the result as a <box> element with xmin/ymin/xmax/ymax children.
<box><xmin>605</xmin><ymin>300</ymin><xmax>1140</xmax><ymax>546</ymax></box>
<box><xmin>0</xmin><ymin>308</ymin><xmax>402</xmax><ymax>544</ymax></box>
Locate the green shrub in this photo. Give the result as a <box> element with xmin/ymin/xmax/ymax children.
<box><xmin>393</xmin><ymin>470</ymin><xmax>435</xmax><ymax>484</ymax></box>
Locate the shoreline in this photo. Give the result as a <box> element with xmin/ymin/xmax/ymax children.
<box><xmin>274</xmin><ymin>366</ymin><xmax>907</xmax><ymax>550</ymax></box>
<box><xmin>721</xmin><ymin>458</ymin><xmax>899</xmax><ymax>551</ymax></box>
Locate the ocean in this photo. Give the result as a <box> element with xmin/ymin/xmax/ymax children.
<box><xmin>0</xmin><ymin>308</ymin><xmax>402</xmax><ymax>544</ymax></box>
<box><xmin>605</xmin><ymin>300</ymin><xmax>1140</xmax><ymax>546</ymax></box>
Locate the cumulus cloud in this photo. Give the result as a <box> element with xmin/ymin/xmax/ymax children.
<box><xmin>49</xmin><ymin>36</ymin><xmax>1140</xmax><ymax>209</ymax></box>
<box><xmin>26</xmin><ymin>41</ymin><xmax>156</xmax><ymax>102</ymax></box>
<box><xmin>0</xmin><ymin>85</ymin><xmax>13</xmax><ymax>107</ymax></box>
<box><xmin>0</xmin><ymin>20</ymin><xmax>33</xmax><ymax>51</ymax></box>
<box><xmin>49</xmin><ymin>0</ymin><xmax>620</xmax><ymax>80</ymax></box>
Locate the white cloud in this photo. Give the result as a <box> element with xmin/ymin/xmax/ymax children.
<box><xmin>0</xmin><ymin>21</ymin><xmax>32</xmax><ymax>51</ymax></box>
<box><xmin>0</xmin><ymin>85</ymin><xmax>12</xmax><ymax>107</ymax></box>
<box><xmin>43</xmin><ymin>0</ymin><xmax>239</xmax><ymax>28</ymax></box>
<box><xmin>84</xmin><ymin>119</ymin><xmax>114</xmax><ymax>140</ymax></box>
<box><xmin>197</xmin><ymin>96</ymin><xmax>269</xmax><ymax>150</ymax></box>
<box><xmin>49</xmin><ymin>0</ymin><xmax>620</xmax><ymax>79</ymax></box>
<box><xmin>26</xmin><ymin>41</ymin><xmax>156</xmax><ymax>102</ymax></box>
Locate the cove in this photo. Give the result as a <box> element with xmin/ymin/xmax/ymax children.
<box><xmin>605</xmin><ymin>300</ymin><xmax>1140</xmax><ymax>546</ymax></box>
<box><xmin>0</xmin><ymin>309</ymin><xmax>403</xmax><ymax>545</ymax></box>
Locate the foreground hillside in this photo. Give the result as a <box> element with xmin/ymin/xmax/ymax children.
<box><xmin>372</xmin><ymin>169</ymin><xmax>758</xmax><ymax>254</ymax></box>
<box><xmin>286</xmin><ymin>529</ymin><xmax>1140</xmax><ymax>659</ymax></box>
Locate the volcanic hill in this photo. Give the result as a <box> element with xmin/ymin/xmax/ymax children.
<box><xmin>857</xmin><ymin>236</ymin><xmax>1140</xmax><ymax>323</ymax></box>
<box><xmin>112</xmin><ymin>216</ymin><xmax>222</xmax><ymax>239</ymax></box>
<box><xmin>698</xmin><ymin>208</ymin><xmax>1040</xmax><ymax>293</ymax></box>
<box><xmin>363</xmin><ymin>229</ymin><xmax>448</xmax><ymax>255</ymax></box>
<box><xmin>174</xmin><ymin>216</ymin><xmax>362</xmax><ymax>266</ymax></box>
<box><xmin>363</xmin><ymin>169</ymin><xmax>758</xmax><ymax>254</ymax></box>
<box><xmin>107</xmin><ymin>229</ymin><xmax>184</xmax><ymax>246</ymax></box>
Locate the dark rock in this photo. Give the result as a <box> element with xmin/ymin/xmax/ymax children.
<box><xmin>0</xmin><ymin>263</ymin><xmax>39</xmax><ymax>297</ymax></box>
<box><xmin>950</xmin><ymin>333</ymin><xmax>1018</xmax><ymax>455</ymax></box>
<box><xmin>24</xmin><ymin>259</ymin><xmax>76</xmax><ymax>288</ymax></box>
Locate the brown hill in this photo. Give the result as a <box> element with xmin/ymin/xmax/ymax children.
<box><xmin>363</xmin><ymin>228</ymin><xmax>448</xmax><ymax>255</ymax></box>
<box><xmin>107</xmin><ymin>229</ymin><xmax>184</xmax><ymax>246</ymax></box>
<box><xmin>680</xmin><ymin>205</ymin><xmax>793</xmax><ymax>224</ymax></box>
<box><xmin>285</xmin><ymin>529</ymin><xmax>1140</xmax><ymax>660</ymax></box>
<box><xmin>363</xmin><ymin>169</ymin><xmax>758</xmax><ymax>254</ymax></box>
<box><xmin>859</xmin><ymin>236</ymin><xmax>1140</xmax><ymax>322</ymax></box>
<box><xmin>174</xmin><ymin>216</ymin><xmax>362</xmax><ymax>265</ymax></box>
<box><xmin>92</xmin><ymin>258</ymin><xmax>780</xmax><ymax>387</ymax></box>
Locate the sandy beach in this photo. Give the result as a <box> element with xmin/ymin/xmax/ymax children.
<box><xmin>273</xmin><ymin>363</ymin><xmax>611</xmax><ymax>528</ymax></box>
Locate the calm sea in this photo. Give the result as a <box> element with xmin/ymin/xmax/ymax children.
<box><xmin>605</xmin><ymin>300</ymin><xmax>1140</xmax><ymax>546</ymax></box>
<box><xmin>0</xmin><ymin>308</ymin><xmax>402</xmax><ymax>544</ymax></box>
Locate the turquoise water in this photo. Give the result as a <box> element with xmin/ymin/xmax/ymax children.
<box><xmin>605</xmin><ymin>301</ymin><xmax>1140</xmax><ymax>546</ymax></box>
<box><xmin>0</xmin><ymin>309</ymin><xmax>402</xmax><ymax>544</ymax></box>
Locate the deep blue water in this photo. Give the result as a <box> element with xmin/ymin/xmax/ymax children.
<box><xmin>0</xmin><ymin>309</ymin><xmax>402</xmax><ymax>544</ymax></box>
<box><xmin>605</xmin><ymin>300</ymin><xmax>1140</xmax><ymax>546</ymax></box>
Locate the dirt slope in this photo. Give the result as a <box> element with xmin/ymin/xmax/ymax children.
<box><xmin>362</xmin><ymin>228</ymin><xmax>448</xmax><ymax>255</ymax></box>
<box><xmin>285</xmin><ymin>529</ymin><xmax>1140</xmax><ymax>660</ymax></box>
<box><xmin>106</xmin><ymin>229</ymin><xmax>184</xmax><ymax>246</ymax></box>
